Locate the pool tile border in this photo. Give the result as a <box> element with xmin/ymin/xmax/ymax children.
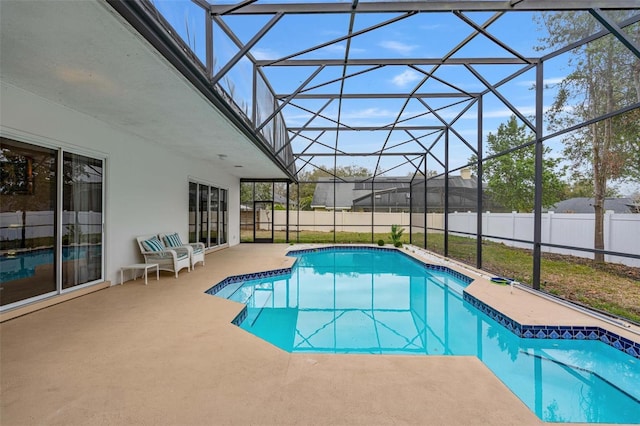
<box><xmin>207</xmin><ymin>245</ymin><xmax>639</xmax><ymax>359</ymax></box>
<box><xmin>464</xmin><ymin>292</ymin><xmax>640</xmax><ymax>359</ymax></box>
<box><xmin>231</xmin><ymin>306</ymin><xmax>247</xmax><ymax>326</ymax></box>
<box><xmin>205</xmin><ymin>267</ymin><xmax>293</xmax><ymax>296</ymax></box>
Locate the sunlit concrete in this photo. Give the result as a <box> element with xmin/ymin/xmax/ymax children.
<box><xmin>3</xmin><ymin>244</ymin><xmax>636</xmax><ymax>425</ymax></box>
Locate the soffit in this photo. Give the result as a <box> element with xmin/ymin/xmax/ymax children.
<box><xmin>0</xmin><ymin>0</ymin><xmax>288</xmax><ymax>179</ymax></box>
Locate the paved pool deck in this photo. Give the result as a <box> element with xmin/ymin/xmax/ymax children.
<box><xmin>1</xmin><ymin>244</ymin><xmax>638</xmax><ymax>425</ymax></box>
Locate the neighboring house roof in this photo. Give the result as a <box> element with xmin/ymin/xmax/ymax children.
<box><xmin>310</xmin><ymin>176</ymin><xmax>494</xmax><ymax>211</ymax></box>
<box><xmin>274</xmin><ymin>193</ymin><xmax>296</xmax><ymax>206</ymax></box>
<box><xmin>550</xmin><ymin>197</ymin><xmax>636</xmax><ymax>213</ymax></box>
<box><xmin>310</xmin><ymin>177</ymin><xmax>413</xmax><ymax>210</ymax></box>
<box><xmin>310</xmin><ymin>178</ymin><xmax>363</xmax><ymax>210</ymax></box>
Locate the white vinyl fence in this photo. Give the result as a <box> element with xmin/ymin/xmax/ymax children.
<box><xmin>448</xmin><ymin>211</ymin><xmax>640</xmax><ymax>267</ymax></box>
<box><xmin>0</xmin><ymin>211</ymin><xmax>102</xmax><ymax>241</ymax></box>
<box><xmin>270</xmin><ymin>210</ymin><xmax>410</xmax><ymax>234</ymax></box>
<box><xmin>267</xmin><ymin>210</ymin><xmax>639</xmax><ymax>267</ymax></box>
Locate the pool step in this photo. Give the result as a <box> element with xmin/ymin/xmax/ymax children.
<box><xmin>213</xmin><ymin>281</ymin><xmax>244</xmax><ymax>300</ymax></box>
<box><xmin>246</xmin><ymin>290</ymin><xmax>273</xmax><ymax>327</ymax></box>
<box><xmin>426</xmin><ymin>270</ymin><xmax>470</xmax><ymax>295</ymax></box>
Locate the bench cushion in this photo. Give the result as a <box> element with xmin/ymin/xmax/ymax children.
<box><xmin>142</xmin><ymin>237</ymin><xmax>164</xmax><ymax>252</ymax></box>
<box><xmin>163</xmin><ymin>233</ymin><xmax>183</xmax><ymax>248</ymax></box>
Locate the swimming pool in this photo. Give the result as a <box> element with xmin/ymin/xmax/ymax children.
<box><xmin>207</xmin><ymin>247</ymin><xmax>640</xmax><ymax>423</ymax></box>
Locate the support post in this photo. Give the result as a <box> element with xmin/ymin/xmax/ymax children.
<box><xmin>444</xmin><ymin>130</ymin><xmax>449</xmax><ymax>258</ymax></box>
<box><xmin>205</xmin><ymin>12</ymin><xmax>213</xmax><ymax>76</ymax></box>
<box><xmin>252</xmin><ymin>65</ymin><xmax>258</xmax><ymax>126</ymax></box>
<box><xmin>297</xmin><ymin>183</ymin><xmax>300</xmax><ymax>243</ymax></box>
<box><xmin>533</xmin><ymin>62</ymin><xmax>544</xmax><ymax>290</ymax></box>
<box><xmin>371</xmin><ymin>180</ymin><xmax>375</xmax><ymax>244</ymax></box>
<box><xmin>424</xmin><ymin>154</ymin><xmax>427</xmax><ymax>249</ymax></box>
<box><xmin>332</xmin><ymin>144</ymin><xmax>338</xmax><ymax>244</ymax></box>
<box><xmin>286</xmin><ymin>181</ymin><xmax>290</xmax><ymax>243</ymax></box>
<box><xmin>409</xmin><ymin>175</ymin><xmax>413</xmax><ymax>245</ymax></box>
<box><xmin>476</xmin><ymin>96</ymin><xmax>483</xmax><ymax>270</ymax></box>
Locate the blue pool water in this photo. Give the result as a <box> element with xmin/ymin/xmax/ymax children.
<box><xmin>209</xmin><ymin>248</ymin><xmax>640</xmax><ymax>424</ymax></box>
<box><xmin>0</xmin><ymin>245</ymin><xmax>101</xmax><ymax>283</ymax></box>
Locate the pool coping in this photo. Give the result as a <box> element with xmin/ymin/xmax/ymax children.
<box><xmin>205</xmin><ymin>245</ymin><xmax>640</xmax><ymax>359</ymax></box>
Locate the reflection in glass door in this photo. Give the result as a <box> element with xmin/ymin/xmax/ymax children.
<box><xmin>210</xmin><ymin>188</ymin><xmax>219</xmax><ymax>246</ymax></box>
<box><xmin>188</xmin><ymin>182</ymin><xmax>197</xmax><ymax>243</ymax></box>
<box><xmin>220</xmin><ymin>189</ymin><xmax>227</xmax><ymax>244</ymax></box>
<box><xmin>0</xmin><ymin>139</ymin><xmax>57</xmax><ymax>306</ymax></box>
<box><xmin>254</xmin><ymin>201</ymin><xmax>273</xmax><ymax>243</ymax></box>
<box><xmin>199</xmin><ymin>184</ymin><xmax>209</xmax><ymax>246</ymax></box>
<box><xmin>62</xmin><ymin>152</ymin><xmax>103</xmax><ymax>289</ymax></box>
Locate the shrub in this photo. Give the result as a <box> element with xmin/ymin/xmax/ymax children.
<box><xmin>390</xmin><ymin>224</ymin><xmax>405</xmax><ymax>246</ymax></box>
<box><xmin>377</xmin><ymin>239</ymin><xmax>385</xmax><ymax>246</ymax></box>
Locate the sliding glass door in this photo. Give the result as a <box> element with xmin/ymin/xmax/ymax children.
<box><xmin>198</xmin><ymin>184</ymin><xmax>209</xmax><ymax>246</ymax></box>
<box><xmin>0</xmin><ymin>137</ymin><xmax>104</xmax><ymax>309</ymax></box>
<box><xmin>209</xmin><ymin>187</ymin><xmax>218</xmax><ymax>246</ymax></box>
<box><xmin>188</xmin><ymin>181</ymin><xmax>228</xmax><ymax>248</ymax></box>
<box><xmin>61</xmin><ymin>152</ymin><xmax>103</xmax><ymax>289</ymax></box>
<box><xmin>220</xmin><ymin>189</ymin><xmax>227</xmax><ymax>245</ymax></box>
<box><xmin>188</xmin><ymin>182</ymin><xmax>197</xmax><ymax>243</ymax></box>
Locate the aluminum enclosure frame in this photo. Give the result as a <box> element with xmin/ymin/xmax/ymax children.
<box><xmin>111</xmin><ymin>1</ymin><xmax>640</xmax><ymax>291</ymax></box>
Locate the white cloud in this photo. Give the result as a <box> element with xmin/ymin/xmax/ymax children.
<box><xmin>543</xmin><ymin>77</ymin><xmax>566</xmax><ymax>85</ymax></box>
<box><xmin>379</xmin><ymin>40</ymin><xmax>418</xmax><ymax>55</ymax></box>
<box><xmin>391</xmin><ymin>69</ymin><xmax>421</xmax><ymax>87</ymax></box>
<box><xmin>250</xmin><ymin>47</ymin><xmax>279</xmax><ymax>60</ymax></box>
<box><xmin>322</xmin><ymin>43</ymin><xmax>346</xmax><ymax>53</ymax></box>
<box><xmin>317</xmin><ymin>43</ymin><xmax>366</xmax><ymax>55</ymax></box>
<box><xmin>343</xmin><ymin>107</ymin><xmax>395</xmax><ymax>120</ymax></box>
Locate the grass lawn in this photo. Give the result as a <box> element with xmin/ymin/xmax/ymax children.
<box><xmin>426</xmin><ymin>234</ymin><xmax>640</xmax><ymax>324</ymax></box>
<box><xmin>241</xmin><ymin>229</ymin><xmax>640</xmax><ymax>324</ymax></box>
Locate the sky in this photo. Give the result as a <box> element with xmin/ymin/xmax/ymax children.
<box><xmin>152</xmin><ymin>1</ymin><xmax>639</xmax><ymax>195</ymax></box>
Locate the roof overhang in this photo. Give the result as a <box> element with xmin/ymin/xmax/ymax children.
<box><xmin>0</xmin><ymin>0</ymin><xmax>292</xmax><ymax>179</ymax></box>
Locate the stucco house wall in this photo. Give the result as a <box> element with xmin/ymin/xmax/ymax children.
<box><xmin>1</xmin><ymin>82</ymin><xmax>240</xmax><ymax>287</ymax></box>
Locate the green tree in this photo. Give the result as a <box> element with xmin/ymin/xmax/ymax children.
<box><xmin>477</xmin><ymin>116</ymin><xmax>566</xmax><ymax>212</ymax></box>
<box><xmin>561</xmin><ymin>177</ymin><xmax>620</xmax><ymax>200</ymax></box>
<box><xmin>536</xmin><ymin>11</ymin><xmax>640</xmax><ymax>262</ymax></box>
<box><xmin>240</xmin><ymin>182</ymin><xmax>273</xmax><ymax>204</ymax></box>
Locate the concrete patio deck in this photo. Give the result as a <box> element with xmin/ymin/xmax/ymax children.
<box><xmin>2</xmin><ymin>244</ymin><xmax>638</xmax><ymax>425</ymax></box>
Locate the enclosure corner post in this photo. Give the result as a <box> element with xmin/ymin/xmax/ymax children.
<box><xmin>532</xmin><ymin>62</ymin><xmax>544</xmax><ymax>290</ymax></box>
